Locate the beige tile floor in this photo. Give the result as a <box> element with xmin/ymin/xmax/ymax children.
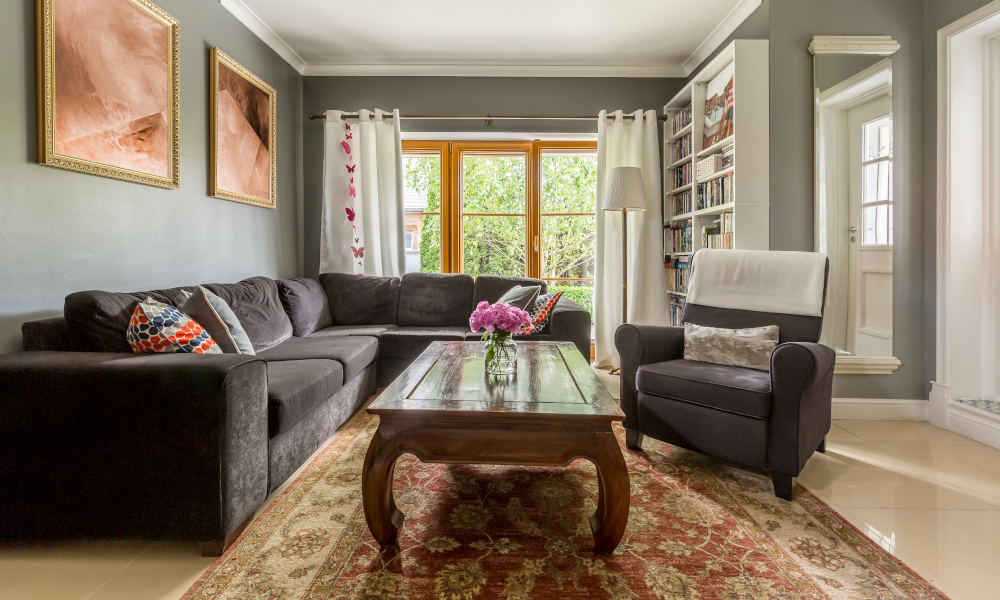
<box><xmin>3</xmin><ymin>372</ymin><xmax>999</xmax><ymax>600</ymax></box>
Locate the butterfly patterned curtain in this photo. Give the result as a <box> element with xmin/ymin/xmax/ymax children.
<box><xmin>319</xmin><ymin>109</ymin><xmax>405</xmax><ymax>276</ymax></box>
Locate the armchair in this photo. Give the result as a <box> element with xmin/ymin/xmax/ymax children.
<box><xmin>615</xmin><ymin>249</ymin><xmax>834</xmax><ymax>500</ymax></box>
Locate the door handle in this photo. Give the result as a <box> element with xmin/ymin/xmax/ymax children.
<box><xmin>534</xmin><ymin>236</ymin><xmax>539</xmax><ymax>253</ymax></box>
<box><xmin>848</xmin><ymin>226</ymin><xmax>858</xmax><ymax>233</ymax></box>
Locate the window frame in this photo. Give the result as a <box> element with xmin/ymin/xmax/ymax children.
<box><xmin>401</xmin><ymin>140</ymin><xmax>598</xmax><ymax>277</ymax></box>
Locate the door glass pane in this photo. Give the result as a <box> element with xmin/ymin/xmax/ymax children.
<box><xmin>862</xmin><ymin>204</ymin><xmax>890</xmax><ymax>245</ymax></box>
<box><xmin>862</xmin><ymin>162</ymin><xmax>892</xmax><ymax>204</ymax></box>
<box><xmin>462</xmin><ymin>155</ymin><xmax>526</xmax><ymax>214</ymax></box>
<box><xmin>541</xmin><ymin>154</ymin><xmax>598</xmax><ymax>213</ymax></box>
<box><xmin>541</xmin><ymin>215</ymin><xmax>595</xmax><ymax>280</ymax></box>
<box><xmin>462</xmin><ymin>216</ymin><xmax>526</xmax><ymax>277</ymax></box>
<box><xmin>402</xmin><ymin>155</ymin><xmax>441</xmax><ymax>273</ymax></box>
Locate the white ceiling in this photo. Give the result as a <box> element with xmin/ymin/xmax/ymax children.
<box><xmin>221</xmin><ymin>0</ymin><xmax>762</xmax><ymax>77</ymax></box>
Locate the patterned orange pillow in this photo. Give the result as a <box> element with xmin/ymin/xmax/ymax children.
<box><xmin>524</xmin><ymin>291</ymin><xmax>563</xmax><ymax>335</ymax></box>
<box><xmin>126</xmin><ymin>298</ymin><xmax>221</xmax><ymax>354</ymax></box>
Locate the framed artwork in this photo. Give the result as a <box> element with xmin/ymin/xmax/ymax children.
<box><xmin>36</xmin><ymin>0</ymin><xmax>180</xmax><ymax>189</ymax></box>
<box><xmin>210</xmin><ymin>48</ymin><xmax>277</xmax><ymax>208</ymax></box>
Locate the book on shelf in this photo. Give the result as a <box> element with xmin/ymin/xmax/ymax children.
<box><xmin>671</xmin><ymin>105</ymin><xmax>692</xmax><ymax>135</ymax></box>
<box><xmin>673</xmin><ymin>162</ymin><xmax>692</xmax><ymax>189</ymax></box>
<box><xmin>701</xmin><ymin>212</ymin><xmax>734</xmax><ymax>249</ymax></box>
<box><xmin>672</xmin><ymin>134</ymin><xmax>692</xmax><ymax>163</ymax></box>
<box><xmin>720</xmin><ymin>143</ymin><xmax>735</xmax><ymax>169</ymax></box>
<box><xmin>703</xmin><ymin>62</ymin><xmax>735</xmax><ymax>148</ymax></box>
<box><xmin>697</xmin><ymin>172</ymin><xmax>734</xmax><ymax>210</ymax></box>
<box><xmin>673</xmin><ymin>190</ymin><xmax>693</xmax><ymax>216</ymax></box>
<box><xmin>666</xmin><ymin>219</ymin><xmax>693</xmax><ymax>254</ymax></box>
<box><xmin>669</xmin><ymin>296</ymin><xmax>685</xmax><ymax>326</ymax></box>
<box><xmin>665</xmin><ymin>254</ymin><xmax>691</xmax><ymax>293</ymax></box>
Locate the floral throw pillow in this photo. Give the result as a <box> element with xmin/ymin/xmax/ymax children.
<box><xmin>126</xmin><ymin>298</ymin><xmax>221</xmax><ymax>354</ymax></box>
<box><xmin>523</xmin><ymin>291</ymin><xmax>564</xmax><ymax>335</ymax></box>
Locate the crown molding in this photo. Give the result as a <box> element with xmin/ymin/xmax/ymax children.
<box><xmin>808</xmin><ymin>35</ymin><xmax>900</xmax><ymax>56</ymax></box>
<box><xmin>301</xmin><ymin>63</ymin><xmax>686</xmax><ymax>78</ymax></box>
<box><xmin>220</xmin><ymin>0</ymin><xmax>306</xmax><ymax>74</ymax></box>
<box><xmin>682</xmin><ymin>0</ymin><xmax>762</xmax><ymax>75</ymax></box>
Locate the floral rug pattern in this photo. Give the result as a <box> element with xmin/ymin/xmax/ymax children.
<box><xmin>183</xmin><ymin>413</ymin><xmax>948</xmax><ymax>600</ymax></box>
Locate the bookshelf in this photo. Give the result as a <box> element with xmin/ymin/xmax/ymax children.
<box><xmin>662</xmin><ymin>39</ymin><xmax>770</xmax><ymax>324</ymax></box>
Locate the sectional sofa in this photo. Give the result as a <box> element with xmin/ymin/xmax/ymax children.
<box><xmin>0</xmin><ymin>272</ymin><xmax>590</xmax><ymax>553</ymax></box>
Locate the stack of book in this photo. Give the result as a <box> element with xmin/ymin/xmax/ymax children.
<box><xmin>673</xmin><ymin>190</ymin><xmax>693</xmax><ymax>216</ymax></box>
<box><xmin>671</xmin><ymin>105</ymin><xmax>692</xmax><ymax>135</ymax></box>
<box><xmin>673</xmin><ymin>162</ymin><xmax>692</xmax><ymax>189</ymax></box>
<box><xmin>720</xmin><ymin>143</ymin><xmax>735</xmax><ymax>169</ymax></box>
<box><xmin>701</xmin><ymin>212</ymin><xmax>734</xmax><ymax>249</ymax></box>
<box><xmin>697</xmin><ymin>172</ymin><xmax>734</xmax><ymax>209</ymax></box>
<box><xmin>665</xmin><ymin>255</ymin><xmax>691</xmax><ymax>292</ymax></box>
<box><xmin>666</xmin><ymin>220</ymin><xmax>693</xmax><ymax>254</ymax></box>
<box><xmin>668</xmin><ymin>296</ymin><xmax>685</xmax><ymax>326</ymax></box>
<box><xmin>672</xmin><ymin>134</ymin><xmax>692</xmax><ymax>163</ymax></box>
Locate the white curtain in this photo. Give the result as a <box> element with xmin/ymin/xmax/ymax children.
<box><xmin>594</xmin><ymin>109</ymin><xmax>668</xmax><ymax>368</ymax></box>
<box><xmin>319</xmin><ymin>109</ymin><xmax>405</xmax><ymax>277</ymax></box>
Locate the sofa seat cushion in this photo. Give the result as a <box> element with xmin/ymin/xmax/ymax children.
<box><xmin>312</xmin><ymin>324</ymin><xmax>399</xmax><ymax>337</ymax></box>
<box><xmin>257</xmin><ymin>335</ymin><xmax>378</xmax><ymax>383</ymax></box>
<box><xmin>378</xmin><ymin>327</ymin><xmax>469</xmax><ymax>358</ymax></box>
<box><xmin>635</xmin><ymin>359</ymin><xmax>772</xmax><ymax>419</ymax></box>
<box><xmin>267</xmin><ymin>360</ymin><xmax>343</xmax><ymax>436</ymax></box>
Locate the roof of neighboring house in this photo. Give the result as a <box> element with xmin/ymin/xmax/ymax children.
<box><xmin>403</xmin><ymin>186</ymin><xmax>428</xmax><ymax>212</ymax></box>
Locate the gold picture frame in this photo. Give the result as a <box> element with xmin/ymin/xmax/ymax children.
<box><xmin>210</xmin><ymin>48</ymin><xmax>277</xmax><ymax>209</ymax></box>
<box><xmin>35</xmin><ymin>0</ymin><xmax>180</xmax><ymax>189</ymax></box>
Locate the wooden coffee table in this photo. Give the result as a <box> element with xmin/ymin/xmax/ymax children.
<box><xmin>363</xmin><ymin>341</ymin><xmax>629</xmax><ymax>553</ymax></box>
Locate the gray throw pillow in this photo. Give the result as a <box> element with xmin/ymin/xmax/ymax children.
<box><xmin>496</xmin><ymin>285</ymin><xmax>541</xmax><ymax>311</ymax></box>
<box><xmin>683</xmin><ymin>322</ymin><xmax>779</xmax><ymax>371</ymax></box>
<box><xmin>180</xmin><ymin>286</ymin><xmax>255</xmax><ymax>355</ymax></box>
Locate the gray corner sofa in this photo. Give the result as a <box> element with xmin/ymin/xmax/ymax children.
<box><xmin>0</xmin><ymin>272</ymin><xmax>590</xmax><ymax>553</ymax></box>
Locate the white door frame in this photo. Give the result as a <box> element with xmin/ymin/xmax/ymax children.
<box><xmin>934</xmin><ymin>0</ymin><xmax>1000</xmax><ymax>447</ymax></box>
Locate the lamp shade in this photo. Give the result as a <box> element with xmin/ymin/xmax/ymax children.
<box><xmin>603</xmin><ymin>166</ymin><xmax>647</xmax><ymax>211</ymax></box>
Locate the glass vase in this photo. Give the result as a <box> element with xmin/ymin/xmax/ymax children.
<box><xmin>485</xmin><ymin>335</ymin><xmax>517</xmax><ymax>376</ymax></box>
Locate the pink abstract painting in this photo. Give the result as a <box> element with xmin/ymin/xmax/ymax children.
<box><xmin>52</xmin><ymin>0</ymin><xmax>171</xmax><ymax>177</ymax></box>
<box><xmin>216</xmin><ymin>62</ymin><xmax>271</xmax><ymax>200</ymax></box>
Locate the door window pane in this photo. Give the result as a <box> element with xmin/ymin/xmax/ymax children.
<box><xmin>462</xmin><ymin>155</ymin><xmax>526</xmax><ymax>214</ymax></box>
<box><xmin>402</xmin><ymin>155</ymin><xmax>442</xmax><ymax>273</ymax></box>
<box><xmin>541</xmin><ymin>155</ymin><xmax>598</xmax><ymax>213</ymax></box>
<box><xmin>462</xmin><ymin>216</ymin><xmax>526</xmax><ymax>277</ymax></box>
<box><xmin>541</xmin><ymin>215</ymin><xmax>595</xmax><ymax>280</ymax></box>
<box><xmin>863</xmin><ymin>204</ymin><xmax>890</xmax><ymax>246</ymax></box>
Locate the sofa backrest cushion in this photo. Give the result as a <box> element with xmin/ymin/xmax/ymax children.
<box><xmin>202</xmin><ymin>277</ymin><xmax>292</xmax><ymax>352</ymax></box>
<box><xmin>473</xmin><ymin>275</ymin><xmax>547</xmax><ymax>307</ymax></box>
<box><xmin>398</xmin><ymin>273</ymin><xmax>475</xmax><ymax>327</ymax></box>
<box><xmin>277</xmin><ymin>278</ymin><xmax>334</xmax><ymax>337</ymax></box>
<box><xmin>319</xmin><ymin>273</ymin><xmax>400</xmax><ymax>326</ymax></box>
<box><xmin>64</xmin><ymin>287</ymin><xmax>193</xmax><ymax>352</ymax></box>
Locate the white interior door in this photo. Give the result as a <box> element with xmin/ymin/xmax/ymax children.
<box><xmin>846</xmin><ymin>95</ymin><xmax>893</xmax><ymax>356</ymax></box>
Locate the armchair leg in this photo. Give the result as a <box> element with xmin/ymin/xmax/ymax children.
<box><xmin>771</xmin><ymin>472</ymin><xmax>794</xmax><ymax>501</ymax></box>
<box><xmin>625</xmin><ymin>428</ymin><xmax>644</xmax><ymax>450</ymax></box>
<box><xmin>817</xmin><ymin>438</ymin><xmax>826</xmax><ymax>453</ymax></box>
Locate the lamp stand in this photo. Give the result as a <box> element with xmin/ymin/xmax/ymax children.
<box><xmin>609</xmin><ymin>207</ymin><xmax>629</xmax><ymax>376</ymax></box>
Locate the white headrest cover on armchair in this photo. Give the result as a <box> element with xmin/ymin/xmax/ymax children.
<box><xmin>686</xmin><ymin>249</ymin><xmax>828</xmax><ymax>318</ymax></box>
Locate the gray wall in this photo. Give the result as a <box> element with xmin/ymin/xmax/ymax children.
<box><xmin>0</xmin><ymin>0</ymin><xmax>303</xmax><ymax>352</ymax></box>
<box><xmin>301</xmin><ymin>76</ymin><xmax>684</xmax><ymax>278</ymax></box>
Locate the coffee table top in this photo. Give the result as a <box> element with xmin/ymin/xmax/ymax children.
<box><xmin>368</xmin><ymin>341</ymin><xmax>623</xmax><ymax>423</ymax></box>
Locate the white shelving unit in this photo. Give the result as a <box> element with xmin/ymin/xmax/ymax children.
<box><xmin>662</xmin><ymin>39</ymin><xmax>770</xmax><ymax>323</ymax></box>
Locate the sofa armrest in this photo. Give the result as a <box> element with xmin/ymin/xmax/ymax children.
<box><xmin>614</xmin><ymin>324</ymin><xmax>685</xmax><ymax>431</ymax></box>
<box><xmin>21</xmin><ymin>317</ymin><xmax>71</xmax><ymax>351</ymax></box>
<box><xmin>0</xmin><ymin>352</ymin><xmax>268</xmax><ymax>543</ymax></box>
<box><xmin>548</xmin><ymin>297</ymin><xmax>591</xmax><ymax>358</ymax></box>
<box><xmin>768</xmin><ymin>342</ymin><xmax>836</xmax><ymax>476</ymax></box>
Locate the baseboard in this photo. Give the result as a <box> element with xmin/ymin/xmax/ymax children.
<box><xmin>831</xmin><ymin>398</ymin><xmax>928</xmax><ymax>420</ymax></box>
<box><xmin>947</xmin><ymin>400</ymin><xmax>1000</xmax><ymax>448</ymax></box>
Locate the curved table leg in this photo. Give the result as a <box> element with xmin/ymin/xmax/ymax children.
<box><xmin>588</xmin><ymin>431</ymin><xmax>630</xmax><ymax>553</ymax></box>
<box><xmin>362</xmin><ymin>428</ymin><xmax>405</xmax><ymax>547</ymax></box>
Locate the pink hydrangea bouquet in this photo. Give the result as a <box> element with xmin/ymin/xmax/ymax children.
<box><xmin>469</xmin><ymin>301</ymin><xmax>531</xmax><ymax>375</ymax></box>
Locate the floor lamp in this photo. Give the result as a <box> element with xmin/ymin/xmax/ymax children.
<box><xmin>603</xmin><ymin>166</ymin><xmax>646</xmax><ymax>375</ymax></box>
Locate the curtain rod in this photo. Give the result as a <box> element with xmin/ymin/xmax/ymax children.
<box><xmin>307</xmin><ymin>112</ymin><xmax>668</xmax><ymax>122</ymax></box>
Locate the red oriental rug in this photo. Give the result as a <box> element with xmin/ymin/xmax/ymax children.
<box><xmin>183</xmin><ymin>412</ymin><xmax>949</xmax><ymax>600</ymax></box>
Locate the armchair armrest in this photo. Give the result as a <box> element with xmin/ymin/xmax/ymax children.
<box><xmin>768</xmin><ymin>342</ymin><xmax>836</xmax><ymax>476</ymax></box>
<box><xmin>614</xmin><ymin>324</ymin><xmax>685</xmax><ymax>431</ymax></box>
<box><xmin>548</xmin><ymin>297</ymin><xmax>592</xmax><ymax>358</ymax></box>
<box><xmin>0</xmin><ymin>352</ymin><xmax>268</xmax><ymax>544</ymax></box>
